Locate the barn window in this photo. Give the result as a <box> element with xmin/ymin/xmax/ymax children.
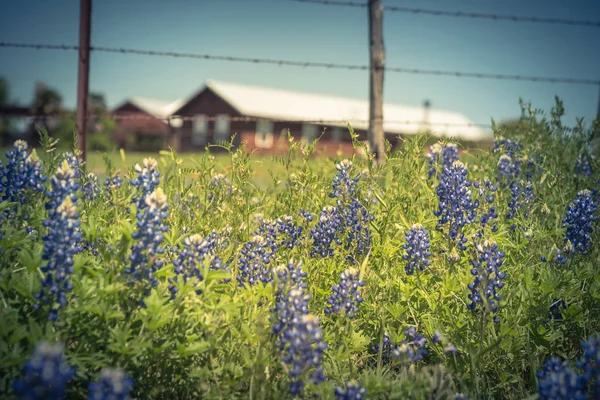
<box><xmin>301</xmin><ymin>123</ymin><xmax>318</xmax><ymax>143</ymax></box>
<box><xmin>255</xmin><ymin>119</ymin><xmax>273</xmax><ymax>148</ymax></box>
<box><xmin>214</xmin><ymin>114</ymin><xmax>231</xmax><ymax>144</ymax></box>
<box><xmin>192</xmin><ymin>114</ymin><xmax>208</xmax><ymax>145</ymax></box>
<box><xmin>331</xmin><ymin>127</ymin><xmax>343</xmax><ymax>143</ymax></box>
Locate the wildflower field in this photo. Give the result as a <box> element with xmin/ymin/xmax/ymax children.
<box><xmin>1</xmin><ymin>100</ymin><xmax>600</xmax><ymax>399</ymax></box>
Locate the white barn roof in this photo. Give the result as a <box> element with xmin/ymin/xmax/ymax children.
<box><xmin>118</xmin><ymin>97</ymin><xmax>186</xmax><ymax>120</ymax></box>
<box><xmin>200</xmin><ymin>80</ymin><xmax>490</xmax><ymax>142</ymax></box>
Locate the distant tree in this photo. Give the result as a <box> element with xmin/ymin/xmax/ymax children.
<box><xmin>1</xmin><ymin>77</ymin><xmax>11</xmax><ymax>137</ymax></box>
<box><xmin>87</xmin><ymin>92</ymin><xmax>115</xmax><ymax>151</ymax></box>
<box><xmin>0</xmin><ymin>77</ymin><xmax>8</xmax><ymax>105</ymax></box>
<box><xmin>29</xmin><ymin>82</ymin><xmax>64</xmax><ymax>141</ymax></box>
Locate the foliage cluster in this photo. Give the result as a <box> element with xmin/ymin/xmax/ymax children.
<box><xmin>1</xmin><ymin>98</ymin><xmax>600</xmax><ymax>399</ymax></box>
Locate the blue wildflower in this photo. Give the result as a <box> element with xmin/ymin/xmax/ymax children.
<box><xmin>330</xmin><ymin>159</ymin><xmax>359</xmax><ymax>200</ymax></box>
<box><xmin>237</xmin><ymin>235</ymin><xmax>275</xmax><ymax>286</ymax></box>
<box><xmin>34</xmin><ymin>160</ymin><xmax>82</xmax><ymax>320</ymax></box>
<box><xmin>168</xmin><ymin>232</ymin><xmax>226</xmax><ymax>299</ymax></box>
<box><xmin>129</xmin><ymin>158</ymin><xmax>160</xmax><ymax>209</ymax></box>
<box><xmin>125</xmin><ymin>188</ymin><xmax>168</xmax><ymax>293</ymax></box>
<box><xmin>575</xmin><ymin>154</ymin><xmax>593</xmax><ymax>178</ymax></box>
<box><xmin>432</xmin><ymin>330</ymin><xmax>442</xmax><ymax>344</ymax></box>
<box><xmin>467</xmin><ymin>239</ymin><xmax>505</xmax><ymax>323</ymax></box>
<box><xmin>0</xmin><ymin>140</ymin><xmax>46</xmax><ymax>206</ymax></box>
<box><xmin>426</xmin><ymin>142</ymin><xmax>459</xmax><ymax>179</ymax></box>
<box><xmin>12</xmin><ymin>341</ymin><xmax>76</xmax><ymax>400</ymax></box>
<box><xmin>83</xmin><ymin>172</ymin><xmax>101</xmax><ymax>200</ymax></box>
<box><xmin>537</xmin><ymin>356</ymin><xmax>586</xmax><ymax>400</ymax></box>
<box><xmin>104</xmin><ymin>171</ymin><xmax>123</xmax><ymax>191</ymax></box>
<box><xmin>275</xmin><ymin>215</ymin><xmax>305</xmax><ymax>249</ymax></box>
<box><xmin>506</xmin><ymin>180</ymin><xmax>535</xmax><ymax>221</ymax></box>
<box><xmin>402</xmin><ymin>223</ymin><xmax>432</xmax><ymax>275</ymax></box>
<box><xmin>309</xmin><ymin>206</ymin><xmax>344</xmax><ymax>258</ymax></box>
<box><xmin>434</xmin><ymin>161</ymin><xmax>477</xmax><ymax>244</ymax></box>
<box><xmin>392</xmin><ymin>326</ymin><xmax>428</xmax><ymax>363</ymax></box>
<box><xmin>281</xmin><ymin>314</ymin><xmax>328</xmax><ymax>395</ymax></box>
<box><xmin>576</xmin><ymin>335</ymin><xmax>600</xmax><ymax>398</ymax></box>
<box><xmin>325</xmin><ymin>268</ymin><xmax>365</xmax><ymax>319</ymax></box>
<box><xmin>372</xmin><ymin>332</ymin><xmax>392</xmax><ymax>363</ymax></box>
<box><xmin>88</xmin><ymin>368</ymin><xmax>134</xmax><ymax>400</ymax></box>
<box><xmin>335</xmin><ymin>381</ymin><xmax>367</xmax><ymax>400</ymax></box>
<box><xmin>548</xmin><ymin>298</ymin><xmax>566</xmax><ymax>321</ymax></box>
<box><xmin>562</xmin><ymin>190</ymin><xmax>598</xmax><ymax>255</ymax></box>
<box><xmin>493</xmin><ymin>137</ymin><xmax>522</xmax><ymax>158</ymax></box>
<box><xmin>497</xmin><ymin>154</ymin><xmax>519</xmax><ymax>182</ymax></box>
<box><xmin>271</xmin><ymin>260</ymin><xmax>310</xmax><ymax>350</ymax></box>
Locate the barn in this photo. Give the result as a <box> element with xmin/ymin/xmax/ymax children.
<box><xmin>113</xmin><ymin>80</ymin><xmax>491</xmax><ymax>154</ymax></box>
<box><xmin>112</xmin><ymin>97</ymin><xmax>184</xmax><ymax>151</ymax></box>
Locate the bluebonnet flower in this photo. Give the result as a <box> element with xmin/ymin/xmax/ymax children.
<box><xmin>553</xmin><ymin>244</ymin><xmax>569</xmax><ymax>265</ymax></box>
<box><xmin>310</xmin><ymin>160</ymin><xmax>373</xmax><ymax>260</ymax></box>
<box><xmin>64</xmin><ymin>152</ymin><xmax>83</xmax><ymax>172</ymax></box>
<box><xmin>493</xmin><ymin>137</ymin><xmax>522</xmax><ymax>158</ymax></box>
<box><xmin>83</xmin><ymin>172</ymin><xmax>101</xmax><ymax>200</ymax></box>
<box><xmin>402</xmin><ymin>223</ymin><xmax>432</xmax><ymax>275</ymax></box>
<box><xmin>0</xmin><ymin>140</ymin><xmax>46</xmax><ymax>205</ymax></box>
<box><xmin>426</xmin><ymin>142</ymin><xmax>459</xmax><ymax>179</ymax></box>
<box><xmin>575</xmin><ymin>154</ymin><xmax>593</xmax><ymax>178</ymax></box>
<box><xmin>444</xmin><ymin>344</ymin><xmax>459</xmax><ymax>355</ymax></box>
<box><xmin>466</xmin><ymin>239</ymin><xmax>505</xmax><ymax>323</ymax></box>
<box><xmin>12</xmin><ymin>341</ymin><xmax>76</xmax><ymax>400</ymax></box>
<box><xmin>255</xmin><ymin>216</ymin><xmax>304</xmax><ymax>252</ymax></box>
<box><xmin>434</xmin><ymin>161</ymin><xmax>477</xmax><ymax>244</ymax></box>
<box><xmin>299</xmin><ymin>209</ymin><xmax>313</xmax><ymax>223</ymax></box>
<box><xmin>125</xmin><ymin>188</ymin><xmax>168</xmax><ymax>292</ymax></box>
<box><xmin>281</xmin><ymin>314</ymin><xmax>328</xmax><ymax>395</ymax></box>
<box><xmin>330</xmin><ymin>159</ymin><xmax>359</xmax><ymax>200</ymax></box>
<box><xmin>309</xmin><ymin>206</ymin><xmax>344</xmax><ymax>258</ymax></box>
<box><xmin>506</xmin><ymin>180</ymin><xmax>535</xmax><ymax>221</ymax></box>
<box><xmin>341</xmin><ymin>199</ymin><xmax>374</xmax><ymax>260</ymax></box>
<box><xmin>536</xmin><ymin>356</ymin><xmax>586</xmax><ymax>400</ymax></box>
<box><xmin>429</xmin><ymin>330</ymin><xmax>460</xmax><ymax>356</ymax></box>
<box><xmin>275</xmin><ymin>215</ymin><xmax>305</xmax><ymax>249</ymax></box>
<box><xmin>129</xmin><ymin>158</ymin><xmax>160</xmax><ymax>209</ymax></box>
<box><xmin>335</xmin><ymin>381</ymin><xmax>367</xmax><ymax>400</ymax></box>
<box><xmin>272</xmin><ymin>284</ymin><xmax>311</xmax><ymax>350</ymax></box>
<box><xmin>372</xmin><ymin>332</ymin><xmax>392</xmax><ymax>363</ymax></box>
<box><xmin>88</xmin><ymin>368</ymin><xmax>134</xmax><ymax>400</ymax></box>
<box><xmin>271</xmin><ymin>260</ymin><xmax>309</xmax><ymax>348</ymax></box>
<box><xmin>562</xmin><ymin>190</ymin><xmax>598</xmax><ymax>255</ymax></box>
<box><xmin>208</xmin><ymin>173</ymin><xmax>236</xmax><ymax>202</ymax></box>
<box><xmin>497</xmin><ymin>154</ymin><xmax>519</xmax><ymax>182</ymax></box>
<box><xmin>325</xmin><ymin>268</ymin><xmax>365</xmax><ymax>318</ymax></box>
<box><xmin>168</xmin><ymin>232</ymin><xmax>226</xmax><ymax>299</ymax></box>
<box><xmin>104</xmin><ymin>171</ymin><xmax>123</xmax><ymax>191</ymax></box>
<box><xmin>237</xmin><ymin>235</ymin><xmax>275</xmax><ymax>286</ymax></box>
<box><xmin>35</xmin><ymin>160</ymin><xmax>82</xmax><ymax>320</ymax></box>
<box><xmin>548</xmin><ymin>298</ymin><xmax>566</xmax><ymax>321</ymax></box>
<box><xmin>392</xmin><ymin>326</ymin><xmax>428</xmax><ymax>363</ymax></box>
<box><xmin>576</xmin><ymin>334</ymin><xmax>600</xmax><ymax>398</ymax></box>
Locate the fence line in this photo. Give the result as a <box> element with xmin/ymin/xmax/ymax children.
<box><xmin>1</xmin><ymin>41</ymin><xmax>598</xmax><ymax>86</ymax></box>
<box><xmin>0</xmin><ymin>113</ymin><xmax>493</xmax><ymax>128</ymax></box>
<box><xmin>288</xmin><ymin>0</ymin><xmax>600</xmax><ymax>27</ymax></box>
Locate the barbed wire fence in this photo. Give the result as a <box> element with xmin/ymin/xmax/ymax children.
<box><xmin>1</xmin><ymin>0</ymin><xmax>599</xmax><ymax>158</ymax></box>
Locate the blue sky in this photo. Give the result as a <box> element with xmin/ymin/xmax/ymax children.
<box><xmin>1</xmin><ymin>0</ymin><xmax>599</xmax><ymax>129</ymax></box>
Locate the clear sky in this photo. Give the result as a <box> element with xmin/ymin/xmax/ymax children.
<box><xmin>1</xmin><ymin>0</ymin><xmax>599</xmax><ymax>129</ymax></box>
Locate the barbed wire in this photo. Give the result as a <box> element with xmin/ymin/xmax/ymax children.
<box><xmin>1</xmin><ymin>41</ymin><xmax>598</xmax><ymax>86</ymax></box>
<box><xmin>287</xmin><ymin>0</ymin><xmax>600</xmax><ymax>27</ymax></box>
<box><xmin>0</xmin><ymin>112</ymin><xmax>493</xmax><ymax>128</ymax></box>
